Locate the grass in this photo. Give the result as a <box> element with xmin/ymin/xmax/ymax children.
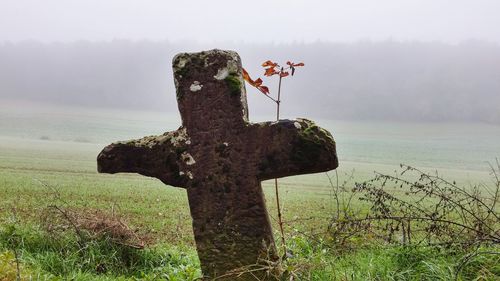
<box><xmin>0</xmin><ymin>137</ymin><xmax>498</xmax><ymax>280</ymax></box>
<box><xmin>2</xmin><ymin>222</ymin><xmax>498</xmax><ymax>280</ymax></box>
<box><xmin>0</xmin><ymin>221</ymin><xmax>201</xmax><ymax>280</ymax></box>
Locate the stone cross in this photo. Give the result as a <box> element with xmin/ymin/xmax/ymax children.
<box><xmin>97</xmin><ymin>50</ymin><xmax>338</xmax><ymax>280</ymax></box>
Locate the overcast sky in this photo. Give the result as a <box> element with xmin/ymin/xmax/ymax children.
<box><xmin>1</xmin><ymin>0</ymin><xmax>499</xmax><ymax>44</ymax></box>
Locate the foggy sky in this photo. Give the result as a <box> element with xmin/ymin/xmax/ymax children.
<box><xmin>1</xmin><ymin>40</ymin><xmax>499</xmax><ymax>123</ymax></box>
<box><xmin>1</xmin><ymin>0</ymin><xmax>500</xmax><ymax>44</ymax></box>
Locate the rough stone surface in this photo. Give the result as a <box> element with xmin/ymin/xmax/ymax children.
<box><xmin>97</xmin><ymin>49</ymin><xmax>338</xmax><ymax>280</ymax></box>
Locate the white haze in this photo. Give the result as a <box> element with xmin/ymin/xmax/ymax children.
<box><xmin>1</xmin><ymin>1</ymin><xmax>499</xmax><ymax>124</ymax></box>
<box><xmin>1</xmin><ymin>40</ymin><xmax>499</xmax><ymax>123</ymax></box>
<box><xmin>0</xmin><ymin>0</ymin><xmax>499</xmax><ymax>44</ymax></box>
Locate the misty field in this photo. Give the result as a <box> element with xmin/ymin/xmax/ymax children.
<box><xmin>1</xmin><ymin>106</ymin><xmax>499</xmax><ymax>280</ymax></box>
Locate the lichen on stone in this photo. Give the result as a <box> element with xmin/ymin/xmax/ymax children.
<box><xmin>172</xmin><ymin>53</ymin><xmax>190</xmax><ymax>78</ymax></box>
<box><xmin>214</xmin><ymin>58</ymin><xmax>239</xmax><ymax>80</ymax></box>
<box><xmin>214</xmin><ymin>68</ymin><xmax>229</xmax><ymax>80</ymax></box>
<box><xmin>115</xmin><ymin>134</ymin><xmax>170</xmax><ymax>149</ymax></box>
<box><xmin>169</xmin><ymin>127</ymin><xmax>190</xmax><ymax>147</ymax></box>
<box><xmin>190</xmin><ymin>81</ymin><xmax>203</xmax><ymax>92</ymax></box>
<box><xmin>174</xmin><ymin>56</ymin><xmax>188</xmax><ymax>69</ymax></box>
<box><xmin>181</xmin><ymin>152</ymin><xmax>196</xmax><ymax>165</ymax></box>
<box><xmin>156</xmin><ymin>135</ymin><xmax>170</xmax><ymax>144</ymax></box>
<box><xmin>179</xmin><ymin>170</ymin><xmax>194</xmax><ymax>179</ymax></box>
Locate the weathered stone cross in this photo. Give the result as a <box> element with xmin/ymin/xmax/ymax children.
<box><xmin>97</xmin><ymin>50</ymin><xmax>338</xmax><ymax>280</ymax></box>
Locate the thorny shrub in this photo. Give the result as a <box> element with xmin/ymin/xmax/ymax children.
<box><xmin>323</xmin><ymin>160</ymin><xmax>500</xmax><ymax>278</ymax></box>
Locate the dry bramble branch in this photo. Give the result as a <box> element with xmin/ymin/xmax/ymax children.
<box><xmin>36</xmin><ymin>179</ymin><xmax>145</xmax><ymax>250</ymax></box>
<box><xmin>324</xmin><ymin>162</ymin><xmax>500</xmax><ymax>254</ymax></box>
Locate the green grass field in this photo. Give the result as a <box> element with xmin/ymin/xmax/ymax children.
<box><xmin>0</xmin><ymin>138</ymin><xmax>499</xmax><ymax>280</ymax></box>
<box><xmin>1</xmin><ymin>106</ymin><xmax>499</xmax><ymax>280</ymax></box>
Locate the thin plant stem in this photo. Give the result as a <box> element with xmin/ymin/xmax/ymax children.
<box><xmin>263</xmin><ymin>92</ymin><xmax>278</xmax><ymax>103</ymax></box>
<box><xmin>274</xmin><ymin>67</ymin><xmax>286</xmax><ymax>255</ymax></box>
<box><xmin>276</xmin><ymin>67</ymin><xmax>283</xmax><ymax>120</ymax></box>
<box><xmin>274</xmin><ymin>178</ymin><xmax>286</xmax><ymax>254</ymax></box>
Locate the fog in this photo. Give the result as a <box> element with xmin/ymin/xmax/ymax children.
<box><xmin>1</xmin><ymin>1</ymin><xmax>500</xmax><ymax>123</ymax></box>
<box><xmin>1</xmin><ymin>40</ymin><xmax>499</xmax><ymax>123</ymax></box>
<box><xmin>1</xmin><ymin>0</ymin><xmax>499</xmax><ymax>43</ymax></box>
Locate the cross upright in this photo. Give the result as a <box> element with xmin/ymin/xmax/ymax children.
<box><xmin>97</xmin><ymin>49</ymin><xmax>338</xmax><ymax>280</ymax></box>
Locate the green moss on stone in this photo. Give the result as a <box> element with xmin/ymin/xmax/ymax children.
<box><xmin>224</xmin><ymin>74</ymin><xmax>241</xmax><ymax>96</ymax></box>
<box><xmin>300</xmin><ymin>120</ymin><xmax>335</xmax><ymax>143</ymax></box>
<box><xmin>291</xmin><ymin>136</ymin><xmax>323</xmax><ymax>165</ymax></box>
<box><xmin>291</xmin><ymin>120</ymin><xmax>335</xmax><ymax>165</ymax></box>
<box><xmin>175</xmin><ymin>66</ymin><xmax>189</xmax><ymax>78</ymax></box>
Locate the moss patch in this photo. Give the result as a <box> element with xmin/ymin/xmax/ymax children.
<box><xmin>174</xmin><ymin>66</ymin><xmax>189</xmax><ymax>78</ymax></box>
<box><xmin>291</xmin><ymin>120</ymin><xmax>335</xmax><ymax>166</ymax></box>
<box><xmin>224</xmin><ymin>74</ymin><xmax>242</xmax><ymax>96</ymax></box>
<box><xmin>291</xmin><ymin>135</ymin><xmax>324</xmax><ymax>166</ymax></box>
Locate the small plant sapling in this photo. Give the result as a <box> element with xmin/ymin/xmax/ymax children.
<box><xmin>243</xmin><ymin>60</ymin><xmax>304</xmax><ymax>255</ymax></box>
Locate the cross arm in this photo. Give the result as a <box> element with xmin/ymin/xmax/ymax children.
<box><xmin>97</xmin><ymin>128</ymin><xmax>192</xmax><ymax>188</ymax></box>
<box><xmin>253</xmin><ymin>118</ymin><xmax>338</xmax><ymax>181</ymax></box>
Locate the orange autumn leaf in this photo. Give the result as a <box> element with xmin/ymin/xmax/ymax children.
<box><xmin>242</xmin><ymin>68</ymin><xmax>260</xmax><ymax>86</ymax></box>
<box><xmin>262</xmin><ymin>60</ymin><xmax>278</xmax><ymax>68</ymax></box>
<box><xmin>242</xmin><ymin>68</ymin><xmax>252</xmax><ymax>83</ymax></box>
<box><xmin>280</xmin><ymin>71</ymin><xmax>289</xmax><ymax>78</ymax></box>
<box><xmin>254</xmin><ymin>78</ymin><xmax>263</xmax><ymax>86</ymax></box>
<box><xmin>244</xmin><ymin>59</ymin><xmax>304</xmax><ymax>95</ymax></box>
<box><xmin>242</xmin><ymin>68</ymin><xmax>270</xmax><ymax>95</ymax></box>
<box><xmin>286</xmin><ymin>61</ymin><xmax>304</xmax><ymax>67</ymax></box>
<box><xmin>264</xmin><ymin>67</ymin><xmax>279</xmax><ymax>77</ymax></box>
<box><xmin>286</xmin><ymin>61</ymin><xmax>304</xmax><ymax>76</ymax></box>
<box><xmin>258</xmin><ymin>85</ymin><xmax>270</xmax><ymax>95</ymax></box>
